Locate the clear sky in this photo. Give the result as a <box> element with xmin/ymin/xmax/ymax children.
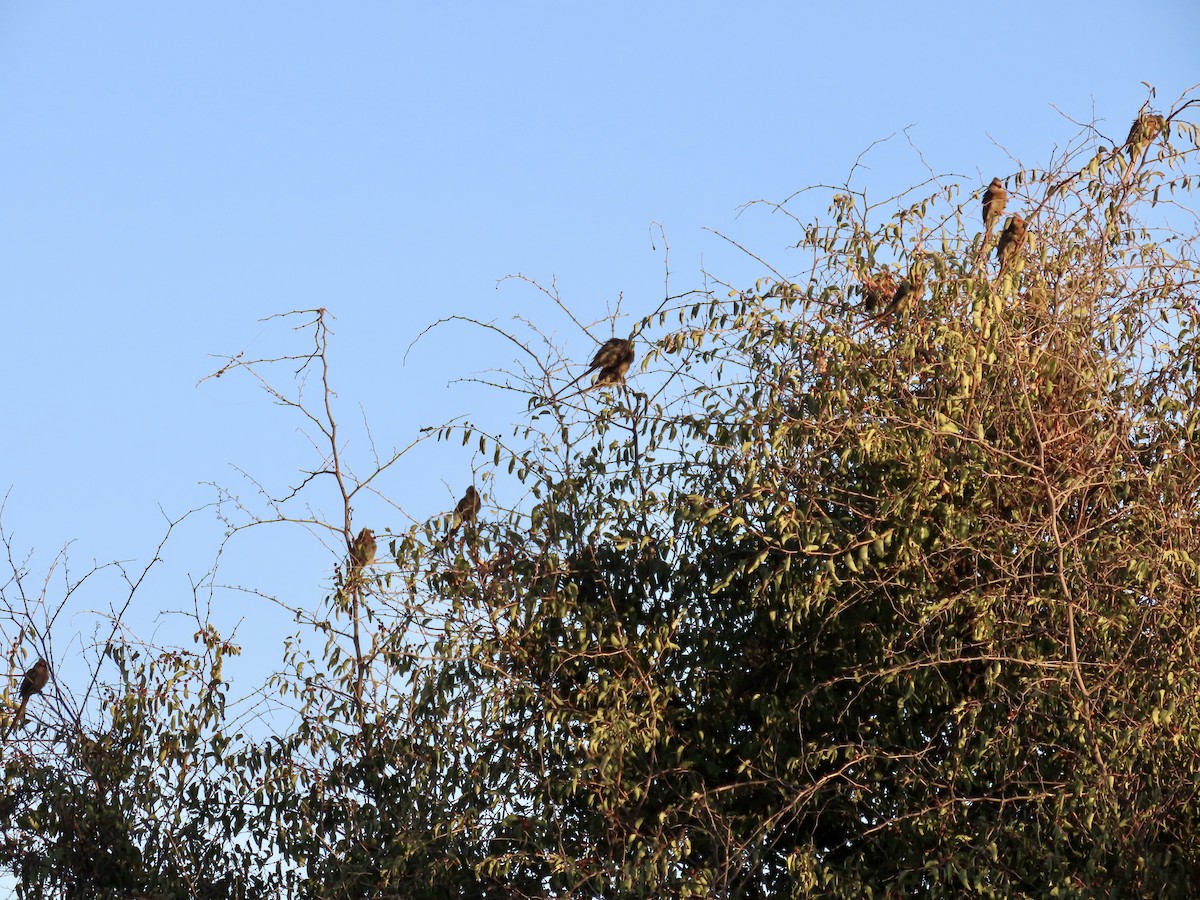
<box><xmin>1</xmin><ymin>4</ymin><xmax>1196</xmax><ymax>698</ymax></box>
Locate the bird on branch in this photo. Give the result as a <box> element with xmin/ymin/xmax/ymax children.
<box><xmin>996</xmin><ymin>214</ymin><xmax>1027</xmax><ymax>271</ymax></box>
<box><xmin>9</xmin><ymin>658</ymin><xmax>49</xmax><ymax>735</ymax></box>
<box><xmin>1125</xmin><ymin>112</ymin><xmax>1166</xmax><ymax>153</ymax></box>
<box><xmin>593</xmin><ymin>353</ymin><xmax>634</xmax><ymax>387</ymax></box>
<box><xmin>554</xmin><ymin>337</ymin><xmax>635</xmax><ymax>399</ymax></box>
<box><xmin>349</xmin><ymin>527</ymin><xmax>376</xmax><ymax>580</ymax></box>
<box><xmin>983</xmin><ymin>177</ymin><xmax>1007</xmax><ymax>241</ymax></box>
<box><xmin>449</xmin><ymin>486</ymin><xmax>481</xmax><ymax>537</ymax></box>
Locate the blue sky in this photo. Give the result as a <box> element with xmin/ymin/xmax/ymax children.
<box><xmin>1</xmin><ymin>4</ymin><xmax>1196</xmax><ymax>696</ymax></box>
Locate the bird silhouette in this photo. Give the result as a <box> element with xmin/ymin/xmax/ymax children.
<box><xmin>996</xmin><ymin>215</ymin><xmax>1027</xmax><ymax>271</ymax></box>
<box><xmin>983</xmin><ymin>178</ymin><xmax>1007</xmax><ymax>239</ymax></box>
<box><xmin>593</xmin><ymin>354</ymin><xmax>634</xmax><ymax>387</ymax></box>
<box><xmin>1125</xmin><ymin>112</ymin><xmax>1166</xmax><ymax>150</ymax></box>
<box><xmin>349</xmin><ymin>528</ymin><xmax>376</xmax><ymax>573</ymax></box>
<box><xmin>449</xmin><ymin>486</ymin><xmax>481</xmax><ymax>536</ymax></box>
<box><xmin>555</xmin><ymin>337</ymin><xmax>635</xmax><ymax>398</ymax></box>
<box><xmin>11</xmin><ymin>658</ymin><xmax>49</xmax><ymax>732</ymax></box>
<box><xmin>586</xmin><ymin>337</ymin><xmax>634</xmax><ymax>372</ymax></box>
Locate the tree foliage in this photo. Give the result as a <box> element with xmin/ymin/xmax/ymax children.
<box><xmin>4</xmin><ymin>92</ymin><xmax>1200</xmax><ymax>898</ymax></box>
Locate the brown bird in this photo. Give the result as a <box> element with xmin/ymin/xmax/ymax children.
<box><xmin>556</xmin><ymin>337</ymin><xmax>635</xmax><ymax>397</ymax></box>
<box><xmin>1125</xmin><ymin>112</ymin><xmax>1166</xmax><ymax>149</ymax></box>
<box><xmin>593</xmin><ymin>354</ymin><xmax>634</xmax><ymax>387</ymax></box>
<box><xmin>983</xmin><ymin>178</ymin><xmax>1007</xmax><ymax>238</ymax></box>
<box><xmin>14</xmin><ymin>659</ymin><xmax>49</xmax><ymax>724</ymax></box>
<box><xmin>996</xmin><ymin>215</ymin><xmax>1027</xmax><ymax>270</ymax></box>
<box><xmin>349</xmin><ymin>527</ymin><xmax>376</xmax><ymax>572</ymax></box>
<box><xmin>449</xmin><ymin>486</ymin><xmax>481</xmax><ymax>536</ymax></box>
<box><xmin>587</xmin><ymin>337</ymin><xmax>634</xmax><ymax>372</ymax></box>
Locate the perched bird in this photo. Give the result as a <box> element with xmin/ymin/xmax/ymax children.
<box><xmin>983</xmin><ymin>178</ymin><xmax>1007</xmax><ymax>238</ymax></box>
<box><xmin>593</xmin><ymin>354</ymin><xmax>634</xmax><ymax>387</ymax></box>
<box><xmin>996</xmin><ymin>215</ymin><xmax>1027</xmax><ymax>270</ymax></box>
<box><xmin>349</xmin><ymin>527</ymin><xmax>376</xmax><ymax>573</ymax></box>
<box><xmin>1125</xmin><ymin>112</ymin><xmax>1166</xmax><ymax>150</ymax></box>
<box><xmin>14</xmin><ymin>658</ymin><xmax>49</xmax><ymax>724</ymax></box>
<box><xmin>555</xmin><ymin>337</ymin><xmax>635</xmax><ymax>397</ymax></box>
<box><xmin>586</xmin><ymin>337</ymin><xmax>634</xmax><ymax>373</ymax></box>
<box><xmin>449</xmin><ymin>486</ymin><xmax>481</xmax><ymax>536</ymax></box>
<box><xmin>871</xmin><ymin>260</ymin><xmax>926</xmax><ymax>323</ymax></box>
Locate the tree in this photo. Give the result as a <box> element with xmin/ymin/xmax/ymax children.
<box><xmin>2</xmin><ymin>89</ymin><xmax>1199</xmax><ymax>898</ymax></box>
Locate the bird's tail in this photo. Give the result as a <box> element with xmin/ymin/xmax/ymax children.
<box><xmin>5</xmin><ymin>698</ymin><xmax>28</xmax><ymax>741</ymax></box>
